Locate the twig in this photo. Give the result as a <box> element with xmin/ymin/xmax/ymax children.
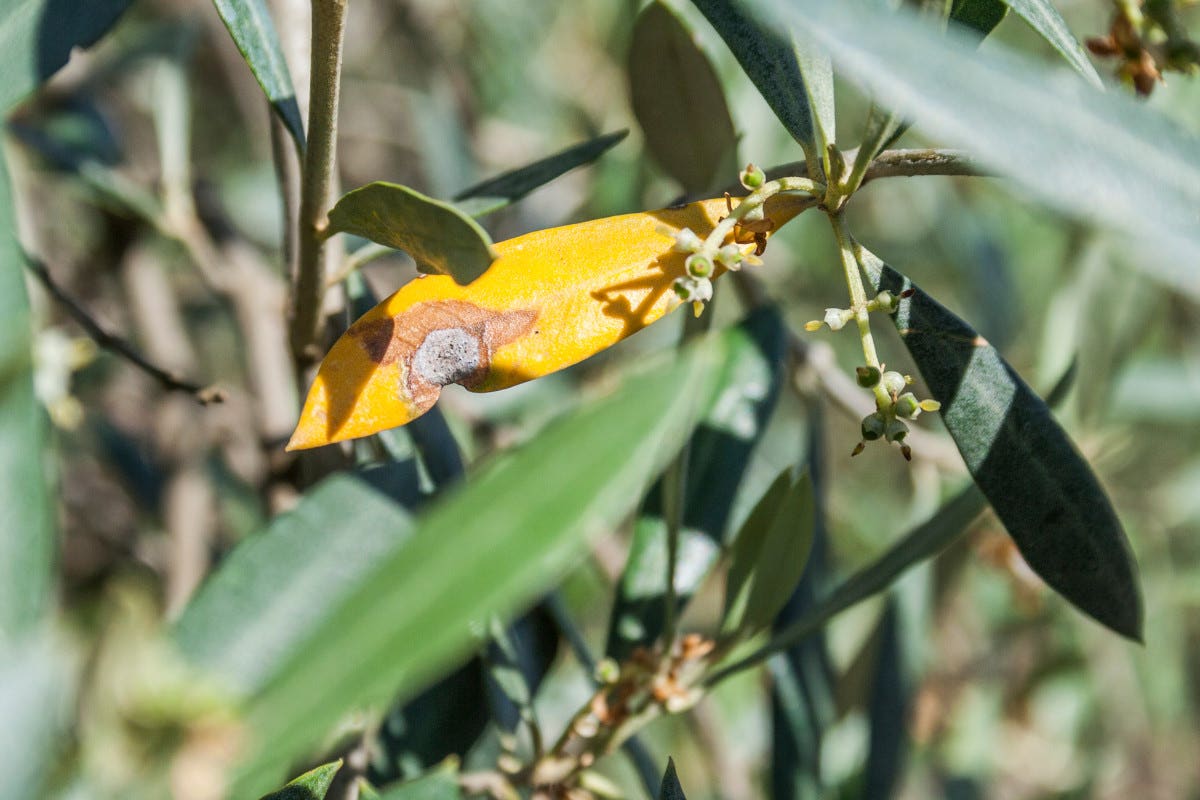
<box><xmin>760</xmin><ymin>147</ymin><xmax>991</xmax><ymax>191</ymax></box>
<box><xmin>541</xmin><ymin>593</ymin><xmax>661</xmax><ymax>799</ymax></box>
<box><xmin>861</xmin><ymin>148</ymin><xmax>992</xmax><ymax>182</ymax></box>
<box><xmin>291</xmin><ymin>0</ymin><xmax>349</xmax><ymax>367</ymax></box>
<box><xmin>24</xmin><ymin>257</ymin><xmax>221</xmax><ymax>403</ymax></box>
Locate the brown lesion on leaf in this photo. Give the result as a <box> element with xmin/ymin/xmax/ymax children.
<box><xmin>348</xmin><ymin>300</ymin><xmax>537</xmax><ymax>406</ymax></box>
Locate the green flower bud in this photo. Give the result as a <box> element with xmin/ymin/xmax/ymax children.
<box><xmin>686</xmin><ymin>253</ymin><xmax>713</xmax><ymax>278</ymax></box>
<box><xmin>856</xmin><ymin>365</ymin><xmax>881</xmax><ymax>388</ymax></box>
<box><xmin>739</xmin><ymin>163</ymin><xmax>765</xmax><ymax>190</ymax></box>
<box><xmin>875</xmin><ymin>290</ymin><xmax>899</xmax><ymax>314</ymax></box>
<box><xmin>881</xmin><ymin>370</ymin><xmax>906</xmax><ymax>396</ymax></box>
<box><xmin>885</xmin><ymin>419</ymin><xmax>909</xmax><ymax>443</ymax></box>
<box><xmin>861</xmin><ymin>412</ymin><xmax>886</xmax><ymax>441</ymax></box>
<box><xmin>919</xmin><ymin>398</ymin><xmax>942</xmax><ymax>413</ymax></box>
<box><xmin>895</xmin><ymin>392</ymin><xmax>920</xmax><ymax>418</ymax></box>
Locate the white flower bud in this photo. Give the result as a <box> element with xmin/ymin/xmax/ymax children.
<box><xmin>716</xmin><ymin>243</ymin><xmax>744</xmax><ymax>270</ymax></box>
<box><xmin>672</xmin><ymin>227</ymin><xmax>703</xmax><ymax>253</ymax></box>
<box><xmin>824</xmin><ymin>308</ymin><xmax>851</xmax><ymax>331</ymax></box>
<box><xmin>881</xmin><ymin>370</ymin><xmax>907</xmax><ymax>396</ymax></box>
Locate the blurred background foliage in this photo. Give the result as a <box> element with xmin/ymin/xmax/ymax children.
<box><xmin>7</xmin><ymin>0</ymin><xmax>1200</xmax><ymax>797</ymax></box>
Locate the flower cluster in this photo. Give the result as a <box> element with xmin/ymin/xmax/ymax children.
<box><xmin>670</xmin><ymin>164</ymin><xmax>770</xmax><ymax>316</ymax></box>
<box><xmin>853</xmin><ymin>367</ymin><xmax>941</xmax><ymax>460</ymax></box>
<box><xmin>805</xmin><ymin>288</ymin><xmax>940</xmax><ymax>460</ymax></box>
<box><xmin>669</xmin><ymin>229</ymin><xmax>750</xmax><ymax>316</ymax></box>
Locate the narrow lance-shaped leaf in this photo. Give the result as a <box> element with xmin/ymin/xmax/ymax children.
<box><xmin>755</xmin><ymin>0</ymin><xmax>1200</xmax><ymax>283</ymax></box>
<box><xmin>453</xmin><ymin>130</ymin><xmax>629</xmax><ymax>217</ymax></box>
<box><xmin>704</xmin><ymin>482</ymin><xmax>990</xmax><ymax>685</ymax></box>
<box><xmin>629</xmin><ymin>2</ymin><xmax>738</xmax><ymax>194</ymax></box>
<box><xmin>952</xmin><ymin>0</ymin><xmax>1102</xmax><ymax>86</ymax></box>
<box><xmin>606</xmin><ymin>306</ymin><xmax>787</xmax><ymax>659</ymax></box>
<box><xmin>0</xmin><ymin>148</ymin><xmax>53</xmax><ymax>644</ymax></box>
<box><xmin>210</xmin><ymin>0</ymin><xmax>306</xmax><ymax>149</ymax></box>
<box><xmin>852</xmin><ymin>0</ymin><xmax>1007</xmax><ymax>178</ymax></box>
<box><xmin>173</xmin><ymin>475</ymin><xmax>415</xmax><ymax>696</ymax></box>
<box><xmin>793</xmin><ymin>28</ymin><xmax>835</xmax><ymax>158</ymax></box>
<box><xmin>292</xmin><ymin>195</ymin><xmax>808</xmax><ymax>450</ymax></box>
<box><xmin>232</xmin><ymin>326</ymin><xmax>756</xmax><ymax>795</ymax></box>
<box><xmin>659</xmin><ymin>758</ymin><xmax>689</xmax><ymax>800</ymax></box>
<box><xmin>949</xmin><ymin>0</ymin><xmax>1009</xmax><ymax>37</ymax></box>
<box><xmin>0</xmin><ymin>636</ymin><xmax>73</xmax><ymax>800</ymax></box>
<box><xmin>856</xmin><ymin>242</ymin><xmax>1142</xmax><ymax>640</ymax></box>
<box><xmin>375</xmin><ymin>762</ymin><xmax>462</xmax><ymax>800</ymax></box>
<box><xmin>691</xmin><ymin>0</ymin><xmax>824</xmax><ymax>168</ymax></box>
<box><xmin>258</xmin><ymin>760</ymin><xmax>343</xmax><ymax>800</ymax></box>
<box><xmin>720</xmin><ymin>470</ymin><xmax>815</xmax><ymax>640</ymax></box>
<box><xmin>325</xmin><ymin>182</ymin><xmax>499</xmax><ymax>285</ymax></box>
<box><xmin>862</xmin><ymin>601</ymin><xmax>908</xmax><ymax>800</ymax></box>
<box><xmin>1000</xmin><ymin>0</ymin><xmax>1103</xmax><ymax>86</ymax></box>
<box><xmin>0</xmin><ymin>0</ymin><xmax>132</xmax><ymax>112</ymax></box>
<box><xmin>770</xmin><ymin>402</ymin><xmax>834</xmax><ymax>800</ymax></box>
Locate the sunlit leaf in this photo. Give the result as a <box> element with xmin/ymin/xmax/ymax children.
<box><xmin>233</xmin><ymin>327</ymin><xmax>753</xmax><ymax>795</ymax></box>
<box><xmin>629</xmin><ymin>2</ymin><xmax>737</xmax><ymax>194</ymax></box>
<box><xmin>325</xmin><ymin>182</ymin><xmax>498</xmax><ymax>285</ymax></box>
<box><xmin>857</xmin><ymin>244</ymin><xmax>1143</xmax><ymax>639</ymax></box>
<box><xmin>291</xmin><ymin>195</ymin><xmax>808</xmax><ymax>450</ymax></box>
<box><xmin>210</xmin><ymin>0</ymin><xmax>305</xmax><ymax>148</ymax></box>
<box><xmin>258</xmin><ymin>760</ymin><xmax>342</xmax><ymax>800</ymax></box>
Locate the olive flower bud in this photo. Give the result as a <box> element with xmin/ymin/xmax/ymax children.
<box><xmin>861</xmin><ymin>412</ymin><xmax>886</xmax><ymax>441</ymax></box>
<box><xmin>739</xmin><ymin>163</ymin><xmax>765</xmax><ymax>190</ymax></box>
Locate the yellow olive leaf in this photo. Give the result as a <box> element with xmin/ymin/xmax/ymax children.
<box><xmin>287</xmin><ymin>194</ymin><xmax>807</xmax><ymax>450</ymax></box>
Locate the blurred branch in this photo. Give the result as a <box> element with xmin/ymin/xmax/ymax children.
<box><xmin>24</xmin><ymin>256</ymin><xmax>221</xmax><ymax>403</ymax></box>
<box><xmin>290</xmin><ymin>0</ymin><xmax>349</xmax><ymax>367</ymax></box>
